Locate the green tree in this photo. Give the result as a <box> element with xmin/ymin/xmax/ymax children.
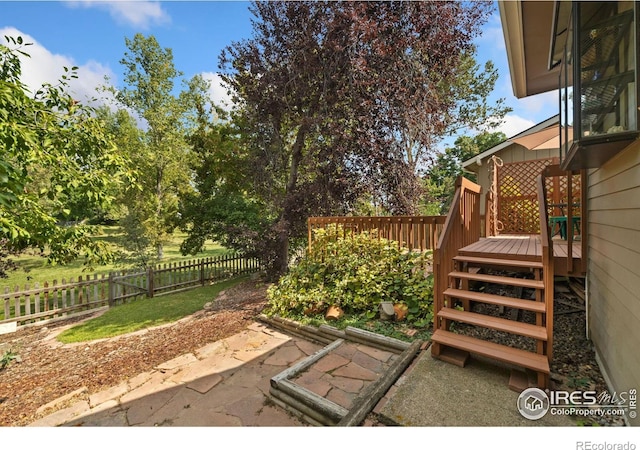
<box><xmin>0</xmin><ymin>36</ymin><xmax>132</xmax><ymax>277</ymax></box>
<box><xmin>108</xmin><ymin>34</ymin><xmax>193</xmax><ymax>263</ymax></box>
<box><xmin>93</xmin><ymin>106</ymin><xmax>145</xmax><ymax>225</ymax></box>
<box><xmin>422</xmin><ymin>131</ymin><xmax>506</xmax><ymax>214</ymax></box>
<box><xmin>178</xmin><ymin>74</ymin><xmax>268</xmax><ymax>258</ymax></box>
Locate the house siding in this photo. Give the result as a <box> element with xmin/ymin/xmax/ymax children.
<box><xmin>587</xmin><ymin>141</ymin><xmax>640</xmax><ymax>426</ymax></box>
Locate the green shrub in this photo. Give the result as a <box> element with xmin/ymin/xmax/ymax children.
<box><xmin>265</xmin><ymin>225</ymin><xmax>434</xmax><ymax>327</ymax></box>
<box><xmin>0</xmin><ymin>349</ymin><xmax>18</xmax><ymax>370</ymax></box>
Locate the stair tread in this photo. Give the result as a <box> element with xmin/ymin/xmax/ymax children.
<box><xmin>431</xmin><ymin>329</ymin><xmax>550</xmax><ymax>374</ymax></box>
<box><xmin>438</xmin><ymin>307</ymin><xmax>548</xmax><ymax>340</ymax></box>
<box><xmin>454</xmin><ymin>255</ymin><xmax>543</xmax><ymax>269</ymax></box>
<box><xmin>449</xmin><ymin>271</ymin><xmax>544</xmax><ymax>289</ymax></box>
<box><xmin>443</xmin><ymin>288</ymin><xmax>546</xmax><ymax>313</ymax></box>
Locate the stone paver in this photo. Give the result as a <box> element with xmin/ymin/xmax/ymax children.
<box><xmin>89</xmin><ymin>383</ymin><xmax>129</xmax><ymax>407</ymax></box>
<box><xmin>28</xmin><ymin>319</ymin><xmax>576</xmax><ymax>428</ymax></box>
<box><xmin>263</xmin><ymin>343</ymin><xmax>304</xmax><ymax>366</ymax></box>
<box><xmin>125</xmin><ymin>387</ymin><xmax>178</xmax><ymax>426</ymax></box>
<box><xmin>295</xmin><ymin>369</ymin><xmax>332</xmax><ymax>397</ymax></box>
<box><xmin>30</xmin><ymin>321</ymin><xmax>408</xmax><ymax>427</ymax></box>
<box><xmin>325</xmin><ymin>374</ymin><xmax>364</xmax><ymax>393</ymax></box>
<box><xmin>357</xmin><ymin>344</ymin><xmax>395</xmax><ymax>363</ymax></box>
<box><xmin>332</xmin><ymin>361</ymin><xmax>378</xmax><ymax>381</ymax></box>
<box><xmin>186</xmin><ymin>373</ymin><xmax>223</xmax><ymax>394</ymax></box>
<box><xmin>137</xmin><ymin>386</ymin><xmax>203</xmax><ymax>426</ymax></box>
<box><xmin>29</xmin><ymin>400</ymin><xmax>90</xmax><ymax>427</ymax></box>
<box><xmin>326</xmin><ymin>386</ymin><xmax>357</xmax><ymax>409</ymax></box>
<box><xmin>313</xmin><ymin>352</ymin><xmax>349</xmax><ymax>372</ymax></box>
<box><xmin>36</xmin><ymin>387</ymin><xmax>88</xmax><ymax>416</ymax></box>
<box><xmin>351</xmin><ymin>349</ymin><xmax>384</xmax><ymax>372</ymax></box>
<box><xmin>156</xmin><ymin>353</ymin><xmax>199</xmax><ymax>370</ymax></box>
<box><xmin>224</xmin><ymin>392</ymin><xmax>268</xmax><ymax>426</ymax></box>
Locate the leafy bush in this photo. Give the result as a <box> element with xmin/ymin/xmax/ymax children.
<box><xmin>265</xmin><ymin>225</ymin><xmax>434</xmax><ymax>327</ymax></box>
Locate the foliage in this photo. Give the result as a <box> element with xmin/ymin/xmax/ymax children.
<box><xmin>265</xmin><ymin>225</ymin><xmax>434</xmax><ymax>327</ymax></box>
<box><xmin>0</xmin><ymin>35</ymin><xmax>133</xmax><ymax>277</ymax></box>
<box><xmin>0</xmin><ymin>349</ymin><xmax>18</xmax><ymax>370</ymax></box>
<box><xmin>177</xmin><ymin>75</ymin><xmax>275</xmax><ymax>265</ymax></box>
<box><xmin>106</xmin><ymin>34</ymin><xmax>194</xmax><ymax>261</ymax></box>
<box><xmin>56</xmin><ymin>276</ymin><xmax>246</xmax><ymax>343</ymax></box>
<box><xmin>422</xmin><ymin>131</ymin><xmax>506</xmax><ymax>214</ymax></box>
<box><xmin>216</xmin><ymin>1</ymin><xmax>506</xmax><ymax>276</ymax></box>
<box><xmin>0</xmin><ymin>239</ymin><xmax>18</xmax><ymax>279</ymax></box>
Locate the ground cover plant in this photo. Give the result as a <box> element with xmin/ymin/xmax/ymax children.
<box><xmin>265</xmin><ymin>225</ymin><xmax>434</xmax><ymax>330</ymax></box>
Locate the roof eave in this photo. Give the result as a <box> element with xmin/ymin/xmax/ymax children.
<box><xmin>499</xmin><ymin>1</ymin><xmax>529</xmax><ymax>99</ymax></box>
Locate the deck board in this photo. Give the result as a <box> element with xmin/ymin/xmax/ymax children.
<box><xmin>459</xmin><ymin>236</ymin><xmax>583</xmax><ymax>276</ymax></box>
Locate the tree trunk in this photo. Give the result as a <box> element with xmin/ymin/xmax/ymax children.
<box><xmin>272</xmin><ymin>222</ymin><xmax>290</xmax><ymax>278</ymax></box>
<box><xmin>270</xmin><ymin>122</ymin><xmax>309</xmax><ymax>277</ymax></box>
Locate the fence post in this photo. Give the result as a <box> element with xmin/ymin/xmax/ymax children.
<box><xmin>200</xmin><ymin>259</ymin><xmax>205</xmax><ymax>286</ymax></box>
<box><xmin>147</xmin><ymin>266</ymin><xmax>155</xmax><ymax>298</ymax></box>
<box><xmin>108</xmin><ymin>272</ymin><xmax>114</xmax><ymax>307</ymax></box>
<box><xmin>4</xmin><ymin>286</ymin><xmax>10</xmax><ymax>320</ymax></box>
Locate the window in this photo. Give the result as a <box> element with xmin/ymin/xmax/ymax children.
<box><xmin>556</xmin><ymin>1</ymin><xmax>639</xmax><ymax>170</ymax></box>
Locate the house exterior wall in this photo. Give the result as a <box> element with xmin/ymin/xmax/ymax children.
<box><xmin>586</xmin><ymin>140</ymin><xmax>640</xmax><ymax>426</ymax></box>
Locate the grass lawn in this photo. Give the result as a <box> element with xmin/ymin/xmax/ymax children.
<box><xmin>2</xmin><ymin>226</ymin><xmax>229</xmax><ymax>291</ymax></box>
<box><xmin>56</xmin><ymin>276</ymin><xmax>247</xmax><ymax>343</ymax></box>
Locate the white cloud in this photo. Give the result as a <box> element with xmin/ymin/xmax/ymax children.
<box><xmin>64</xmin><ymin>0</ymin><xmax>170</xmax><ymax>29</ymax></box>
<box><xmin>516</xmin><ymin>90</ymin><xmax>558</xmax><ymax>116</ymax></box>
<box><xmin>1</xmin><ymin>27</ymin><xmax>116</xmax><ymax>106</ymax></box>
<box><xmin>201</xmin><ymin>72</ymin><xmax>235</xmax><ymax>110</ymax></box>
<box><xmin>495</xmin><ymin>114</ymin><xmax>536</xmax><ymax>138</ymax></box>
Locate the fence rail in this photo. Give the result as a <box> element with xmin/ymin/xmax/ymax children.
<box><xmin>308</xmin><ymin>215</ymin><xmax>446</xmax><ymax>252</ymax></box>
<box><xmin>1</xmin><ymin>253</ymin><xmax>262</xmax><ymax>327</ymax></box>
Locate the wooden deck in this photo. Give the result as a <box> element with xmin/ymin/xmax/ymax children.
<box><xmin>459</xmin><ymin>235</ymin><xmax>584</xmax><ymax>277</ymax></box>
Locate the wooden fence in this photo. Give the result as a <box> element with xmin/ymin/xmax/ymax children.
<box><xmin>307</xmin><ymin>216</ymin><xmax>446</xmax><ymax>252</ymax></box>
<box><xmin>1</xmin><ymin>253</ymin><xmax>262</xmax><ymax>327</ymax></box>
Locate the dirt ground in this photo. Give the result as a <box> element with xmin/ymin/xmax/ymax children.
<box><xmin>0</xmin><ymin>279</ymin><xmax>269</xmax><ymax>427</ymax></box>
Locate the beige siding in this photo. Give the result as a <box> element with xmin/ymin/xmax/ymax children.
<box><xmin>587</xmin><ymin>140</ymin><xmax>640</xmax><ymax>426</ymax></box>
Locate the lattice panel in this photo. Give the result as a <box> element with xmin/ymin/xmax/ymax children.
<box><xmin>497</xmin><ymin>159</ymin><xmax>554</xmax><ymax>234</ymax></box>
<box><xmin>495</xmin><ymin>159</ymin><xmax>583</xmax><ymax>235</ymax></box>
<box><xmin>545</xmin><ymin>174</ymin><xmax>582</xmax><ymax>218</ymax></box>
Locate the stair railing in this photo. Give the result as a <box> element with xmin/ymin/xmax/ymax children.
<box><xmin>536</xmin><ymin>173</ymin><xmax>555</xmax><ymax>362</ymax></box>
<box><xmin>433</xmin><ymin>176</ymin><xmax>482</xmax><ymax>331</ymax></box>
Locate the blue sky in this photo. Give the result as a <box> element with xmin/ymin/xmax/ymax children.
<box><xmin>1</xmin><ymin>1</ymin><xmax>559</xmax><ymax>145</ymax></box>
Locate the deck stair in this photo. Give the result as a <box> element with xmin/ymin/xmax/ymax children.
<box><xmin>431</xmin><ymin>251</ymin><xmax>552</xmax><ymax>388</ymax></box>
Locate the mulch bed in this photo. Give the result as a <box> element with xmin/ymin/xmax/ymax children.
<box><xmin>0</xmin><ymin>279</ymin><xmax>269</xmax><ymax>427</ymax></box>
